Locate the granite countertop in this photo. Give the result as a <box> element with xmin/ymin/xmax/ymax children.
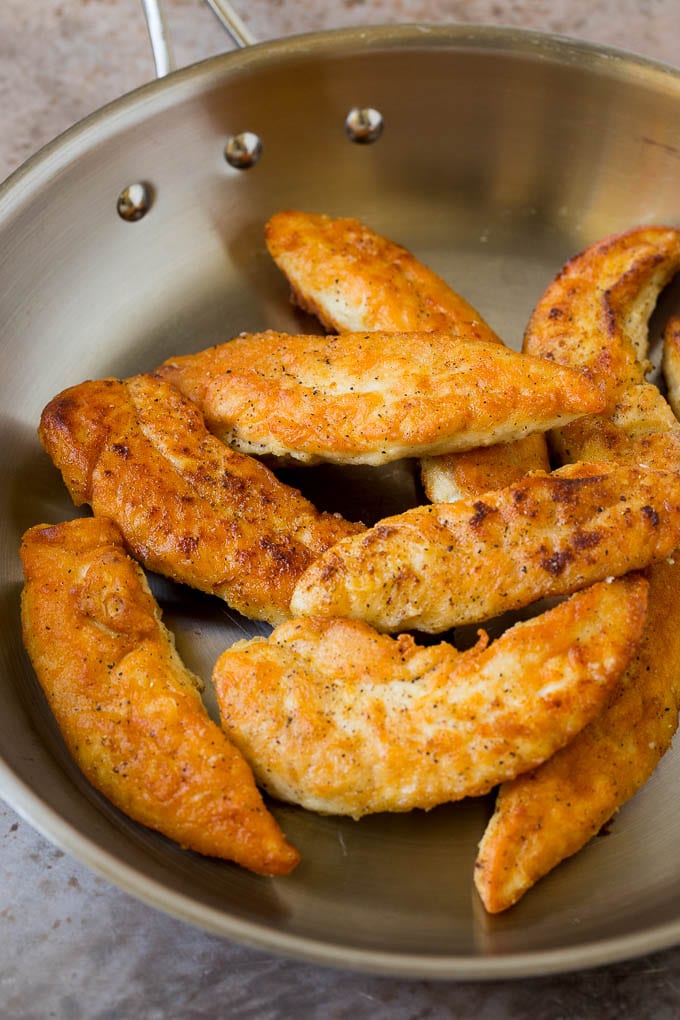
<box><xmin>2</xmin><ymin>2</ymin><xmax>680</xmax><ymax>1017</ymax></box>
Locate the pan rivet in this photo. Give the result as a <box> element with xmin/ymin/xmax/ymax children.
<box><xmin>224</xmin><ymin>132</ymin><xmax>263</xmax><ymax>170</ymax></box>
<box><xmin>116</xmin><ymin>182</ymin><xmax>153</xmax><ymax>222</ymax></box>
<box><xmin>345</xmin><ymin>107</ymin><xmax>384</xmax><ymax>144</ymax></box>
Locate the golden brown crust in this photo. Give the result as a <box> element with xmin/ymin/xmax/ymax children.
<box><xmin>290</xmin><ymin>462</ymin><xmax>680</xmax><ymax>633</ymax></box>
<box><xmin>38</xmin><ymin>374</ymin><xmax>363</xmax><ymax>624</ymax></box>
<box><xmin>266</xmin><ymin>210</ymin><xmax>494</xmax><ymax>337</ymax></box>
<box><xmin>157</xmin><ymin>331</ymin><xmax>603</xmax><ymax>467</ymax></box>
<box><xmin>214</xmin><ymin>577</ymin><xmax>647</xmax><ymax>818</ymax></box>
<box><xmin>420</xmin><ymin>434</ymin><xmax>550</xmax><ymax>503</ymax></box>
<box><xmin>20</xmin><ymin>517</ymin><xmax>300</xmax><ymax>875</ymax></box>
<box><xmin>265</xmin><ymin>209</ymin><xmax>549</xmax><ymax>497</ymax></box>
<box><xmin>524</xmin><ymin>225</ymin><xmax>680</xmax><ymax>391</ymax></box>
<box><xmin>524</xmin><ymin>225</ymin><xmax>680</xmax><ymax>469</ymax></box>
<box><xmin>475</xmin><ymin>225</ymin><xmax>680</xmax><ymax>913</ymax></box>
<box><xmin>662</xmin><ymin>314</ymin><xmax>680</xmax><ymax>420</ymax></box>
<box><xmin>476</xmin><ymin>560</ymin><xmax>680</xmax><ymax>913</ymax></box>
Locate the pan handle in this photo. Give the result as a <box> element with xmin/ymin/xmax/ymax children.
<box><xmin>204</xmin><ymin>0</ymin><xmax>256</xmax><ymax>48</ymax></box>
<box><xmin>142</xmin><ymin>0</ymin><xmax>254</xmax><ymax>78</ymax></box>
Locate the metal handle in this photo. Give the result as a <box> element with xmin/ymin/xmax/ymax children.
<box><xmin>204</xmin><ymin>0</ymin><xmax>256</xmax><ymax>48</ymax></box>
<box><xmin>141</xmin><ymin>0</ymin><xmax>255</xmax><ymax>79</ymax></box>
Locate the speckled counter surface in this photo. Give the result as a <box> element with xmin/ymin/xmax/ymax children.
<box><xmin>2</xmin><ymin>3</ymin><xmax>680</xmax><ymax>1018</ymax></box>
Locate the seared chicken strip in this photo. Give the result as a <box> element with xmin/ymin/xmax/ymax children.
<box><xmin>265</xmin><ymin>210</ymin><xmax>550</xmax><ymax>498</ymax></box>
<box><xmin>475</xmin><ymin>226</ymin><xmax>680</xmax><ymax>913</ymax></box>
<box><xmin>525</xmin><ymin>225</ymin><xmax>680</xmax><ymax>470</ymax></box>
<box><xmin>214</xmin><ymin>577</ymin><xmax>647</xmax><ymax>818</ymax></box>
<box><xmin>20</xmin><ymin>517</ymin><xmax>299</xmax><ymax>875</ymax></box>
<box><xmin>290</xmin><ymin>461</ymin><xmax>680</xmax><ymax>633</ymax></box>
<box><xmin>38</xmin><ymin>374</ymin><xmax>363</xmax><ymax>625</ymax></box>
<box><xmin>662</xmin><ymin>315</ymin><xmax>680</xmax><ymax>420</ymax></box>
<box><xmin>157</xmin><ymin>330</ymin><xmax>603</xmax><ymax>467</ymax></box>
<box><xmin>475</xmin><ymin>561</ymin><xmax>680</xmax><ymax>913</ymax></box>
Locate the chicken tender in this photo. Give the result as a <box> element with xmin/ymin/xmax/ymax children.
<box><xmin>290</xmin><ymin>461</ymin><xmax>680</xmax><ymax>633</ymax></box>
<box><xmin>38</xmin><ymin>374</ymin><xmax>363</xmax><ymax>625</ymax></box>
<box><xmin>476</xmin><ymin>227</ymin><xmax>680</xmax><ymax>913</ymax></box>
<box><xmin>20</xmin><ymin>517</ymin><xmax>300</xmax><ymax>875</ymax></box>
<box><xmin>157</xmin><ymin>330</ymin><xmax>603</xmax><ymax>467</ymax></box>
<box><xmin>214</xmin><ymin>577</ymin><xmax>647</xmax><ymax>818</ymax></box>
<box><xmin>662</xmin><ymin>315</ymin><xmax>680</xmax><ymax>420</ymax></box>
<box><xmin>475</xmin><ymin>561</ymin><xmax>680</xmax><ymax>913</ymax></box>
<box><xmin>265</xmin><ymin>209</ymin><xmax>550</xmax><ymax>497</ymax></box>
<box><xmin>265</xmin><ymin>210</ymin><xmax>495</xmax><ymax>336</ymax></box>
<box><xmin>525</xmin><ymin>225</ymin><xmax>680</xmax><ymax>470</ymax></box>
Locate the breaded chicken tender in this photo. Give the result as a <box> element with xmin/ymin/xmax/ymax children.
<box><xmin>661</xmin><ymin>315</ymin><xmax>680</xmax><ymax>420</ymax></box>
<box><xmin>38</xmin><ymin>374</ymin><xmax>363</xmax><ymax>625</ymax></box>
<box><xmin>525</xmin><ymin>225</ymin><xmax>680</xmax><ymax>470</ymax></box>
<box><xmin>265</xmin><ymin>210</ymin><xmax>494</xmax><ymax>336</ymax></box>
<box><xmin>214</xmin><ymin>577</ymin><xmax>647</xmax><ymax>818</ymax></box>
<box><xmin>475</xmin><ymin>562</ymin><xmax>680</xmax><ymax>913</ymax></box>
<box><xmin>20</xmin><ymin>517</ymin><xmax>300</xmax><ymax>875</ymax></box>
<box><xmin>265</xmin><ymin>210</ymin><xmax>550</xmax><ymax>498</ymax></box>
<box><xmin>476</xmin><ymin>226</ymin><xmax>680</xmax><ymax>913</ymax></box>
<box><xmin>291</xmin><ymin>461</ymin><xmax>680</xmax><ymax>633</ymax></box>
<box><xmin>157</xmin><ymin>330</ymin><xmax>603</xmax><ymax>467</ymax></box>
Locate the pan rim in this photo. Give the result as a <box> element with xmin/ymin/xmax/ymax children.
<box><xmin>4</xmin><ymin>757</ymin><xmax>680</xmax><ymax>981</ymax></box>
<box><xmin>2</xmin><ymin>20</ymin><xmax>680</xmax><ymax>205</ymax></box>
<box><xmin>2</xmin><ymin>20</ymin><xmax>680</xmax><ymax>979</ymax></box>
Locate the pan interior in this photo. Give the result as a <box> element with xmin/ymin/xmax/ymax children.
<box><xmin>1</xmin><ymin>25</ymin><xmax>680</xmax><ymax>977</ymax></box>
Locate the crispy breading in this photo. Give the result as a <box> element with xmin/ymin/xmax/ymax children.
<box><xmin>38</xmin><ymin>374</ymin><xmax>363</xmax><ymax>625</ymax></box>
<box><xmin>525</xmin><ymin>225</ymin><xmax>680</xmax><ymax>469</ymax></box>
<box><xmin>214</xmin><ymin>577</ymin><xmax>647</xmax><ymax>818</ymax></box>
<box><xmin>290</xmin><ymin>461</ymin><xmax>680</xmax><ymax>633</ymax></box>
<box><xmin>476</xmin><ymin>226</ymin><xmax>680</xmax><ymax>913</ymax></box>
<box><xmin>419</xmin><ymin>434</ymin><xmax>550</xmax><ymax>503</ymax></box>
<box><xmin>661</xmin><ymin>315</ymin><xmax>680</xmax><ymax>420</ymax></box>
<box><xmin>20</xmin><ymin>517</ymin><xmax>300</xmax><ymax>875</ymax></box>
<box><xmin>475</xmin><ymin>561</ymin><xmax>680</xmax><ymax>912</ymax></box>
<box><xmin>265</xmin><ymin>209</ymin><xmax>549</xmax><ymax>497</ymax></box>
<box><xmin>265</xmin><ymin>210</ymin><xmax>496</xmax><ymax>336</ymax></box>
<box><xmin>156</xmin><ymin>330</ymin><xmax>603</xmax><ymax>467</ymax></box>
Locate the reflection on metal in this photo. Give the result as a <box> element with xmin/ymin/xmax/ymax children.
<box><xmin>345</xmin><ymin>107</ymin><xmax>384</xmax><ymax>144</ymax></box>
<box><xmin>116</xmin><ymin>182</ymin><xmax>153</xmax><ymax>221</ymax></box>
<box><xmin>140</xmin><ymin>0</ymin><xmax>175</xmax><ymax>78</ymax></box>
<box><xmin>224</xmin><ymin>132</ymin><xmax>263</xmax><ymax>169</ymax></box>
<box><xmin>204</xmin><ymin>0</ymin><xmax>256</xmax><ymax>49</ymax></box>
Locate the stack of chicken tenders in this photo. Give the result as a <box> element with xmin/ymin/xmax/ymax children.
<box><xmin>21</xmin><ymin>209</ymin><xmax>680</xmax><ymax>912</ymax></box>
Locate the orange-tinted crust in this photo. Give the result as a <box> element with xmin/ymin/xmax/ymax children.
<box><xmin>476</xmin><ymin>560</ymin><xmax>680</xmax><ymax>913</ymax></box>
<box><xmin>215</xmin><ymin>578</ymin><xmax>647</xmax><ymax>817</ymax></box>
<box><xmin>661</xmin><ymin>314</ymin><xmax>680</xmax><ymax>420</ymax></box>
<box><xmin>20</xmin><ymin>517</ymin><xmax>300</xmax><ymax>875</ymax></box>
<box><xmin>38</xmin><ymin>373</ymin><xmax>363</xmax><ymax>625</ymax></box>
<box><xmin>265</xmin><ymin>209</ymin><xmax>549</xmax><ymax>498</ymax></box>
<box><xmin>291</xmin><ymin>462</ymin><xmax>680</xmax><ymax>633</ymax></box>
<box><xmin>475</xmin><ymin>225</ymin><xmax>680</xmax><ymax>913</ymax></box>
<box><xmin>157</xmin><ymin>330</ymin><xmax>602</xmax><ymax>467</ymax></box>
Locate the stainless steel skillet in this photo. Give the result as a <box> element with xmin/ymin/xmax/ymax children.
<box><xmin>1</xmin><ymin>4</ymin><xmax>680</xmax><ymax>980</ymax></box>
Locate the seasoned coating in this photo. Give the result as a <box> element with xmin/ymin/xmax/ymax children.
<box><xmin>524</xmin><ymin>225</ymin><xmax>680</xmax><ymax>470</ymax></box>
<box><xmin>420</xmin><ymin>434</ymin><xmax>549</xmax><ymax>504</ymax></box>
<box><xmin>662</xmin><ymin>315</ymin><xmax>680</xmax><ymax>420</ymax></box>
<box><xmin>214</xmin><ymin>577</ymin><xmax>647</xmax><ymax>818</ymax></box>
<box><xmin>524</xmin><ymin>226</ymin><xmax>680</xmax><ymax>390</ymax></box>
<box><xmin>265</xmin><ymin>210</ymin><xmax>496</xmax><ymax>336</ymax></box>
<box><xmin>265</xmin><ymin>209</ymin><xmax>549</xmax><ymax>497</ymax></box>
<box><xmin>290</xmin><ymin>461</ymin><xmax>680</xmax><ymax>633</ymax></box>
<box><xmin>38</xmin><ymin>374</ymin><xmax>363</xmax><ymax>625</ymax></box>
<box><xmin>475</xmin><ymin>561</ymin><xmax>680</xmax><ymax>913</ymax></box>
<box><xmin>157</xmin><ymin>330</ymin><xmax>603</xmax><ymax>467</ymax></box>
<box><xmin>476</xmin><ymin>226</ymin><xmax>680</xmax><ymax>913</ymax></box>
<box><xmin>20</xmin><ymin>517</ymin><xmax>300</xmax><ymax>875</ymax></box>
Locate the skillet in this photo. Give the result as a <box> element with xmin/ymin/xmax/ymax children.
<box><xmin>1</xmin><ymin>2</ymin><xmax>680</xmax><ymax>979</ymax></box>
